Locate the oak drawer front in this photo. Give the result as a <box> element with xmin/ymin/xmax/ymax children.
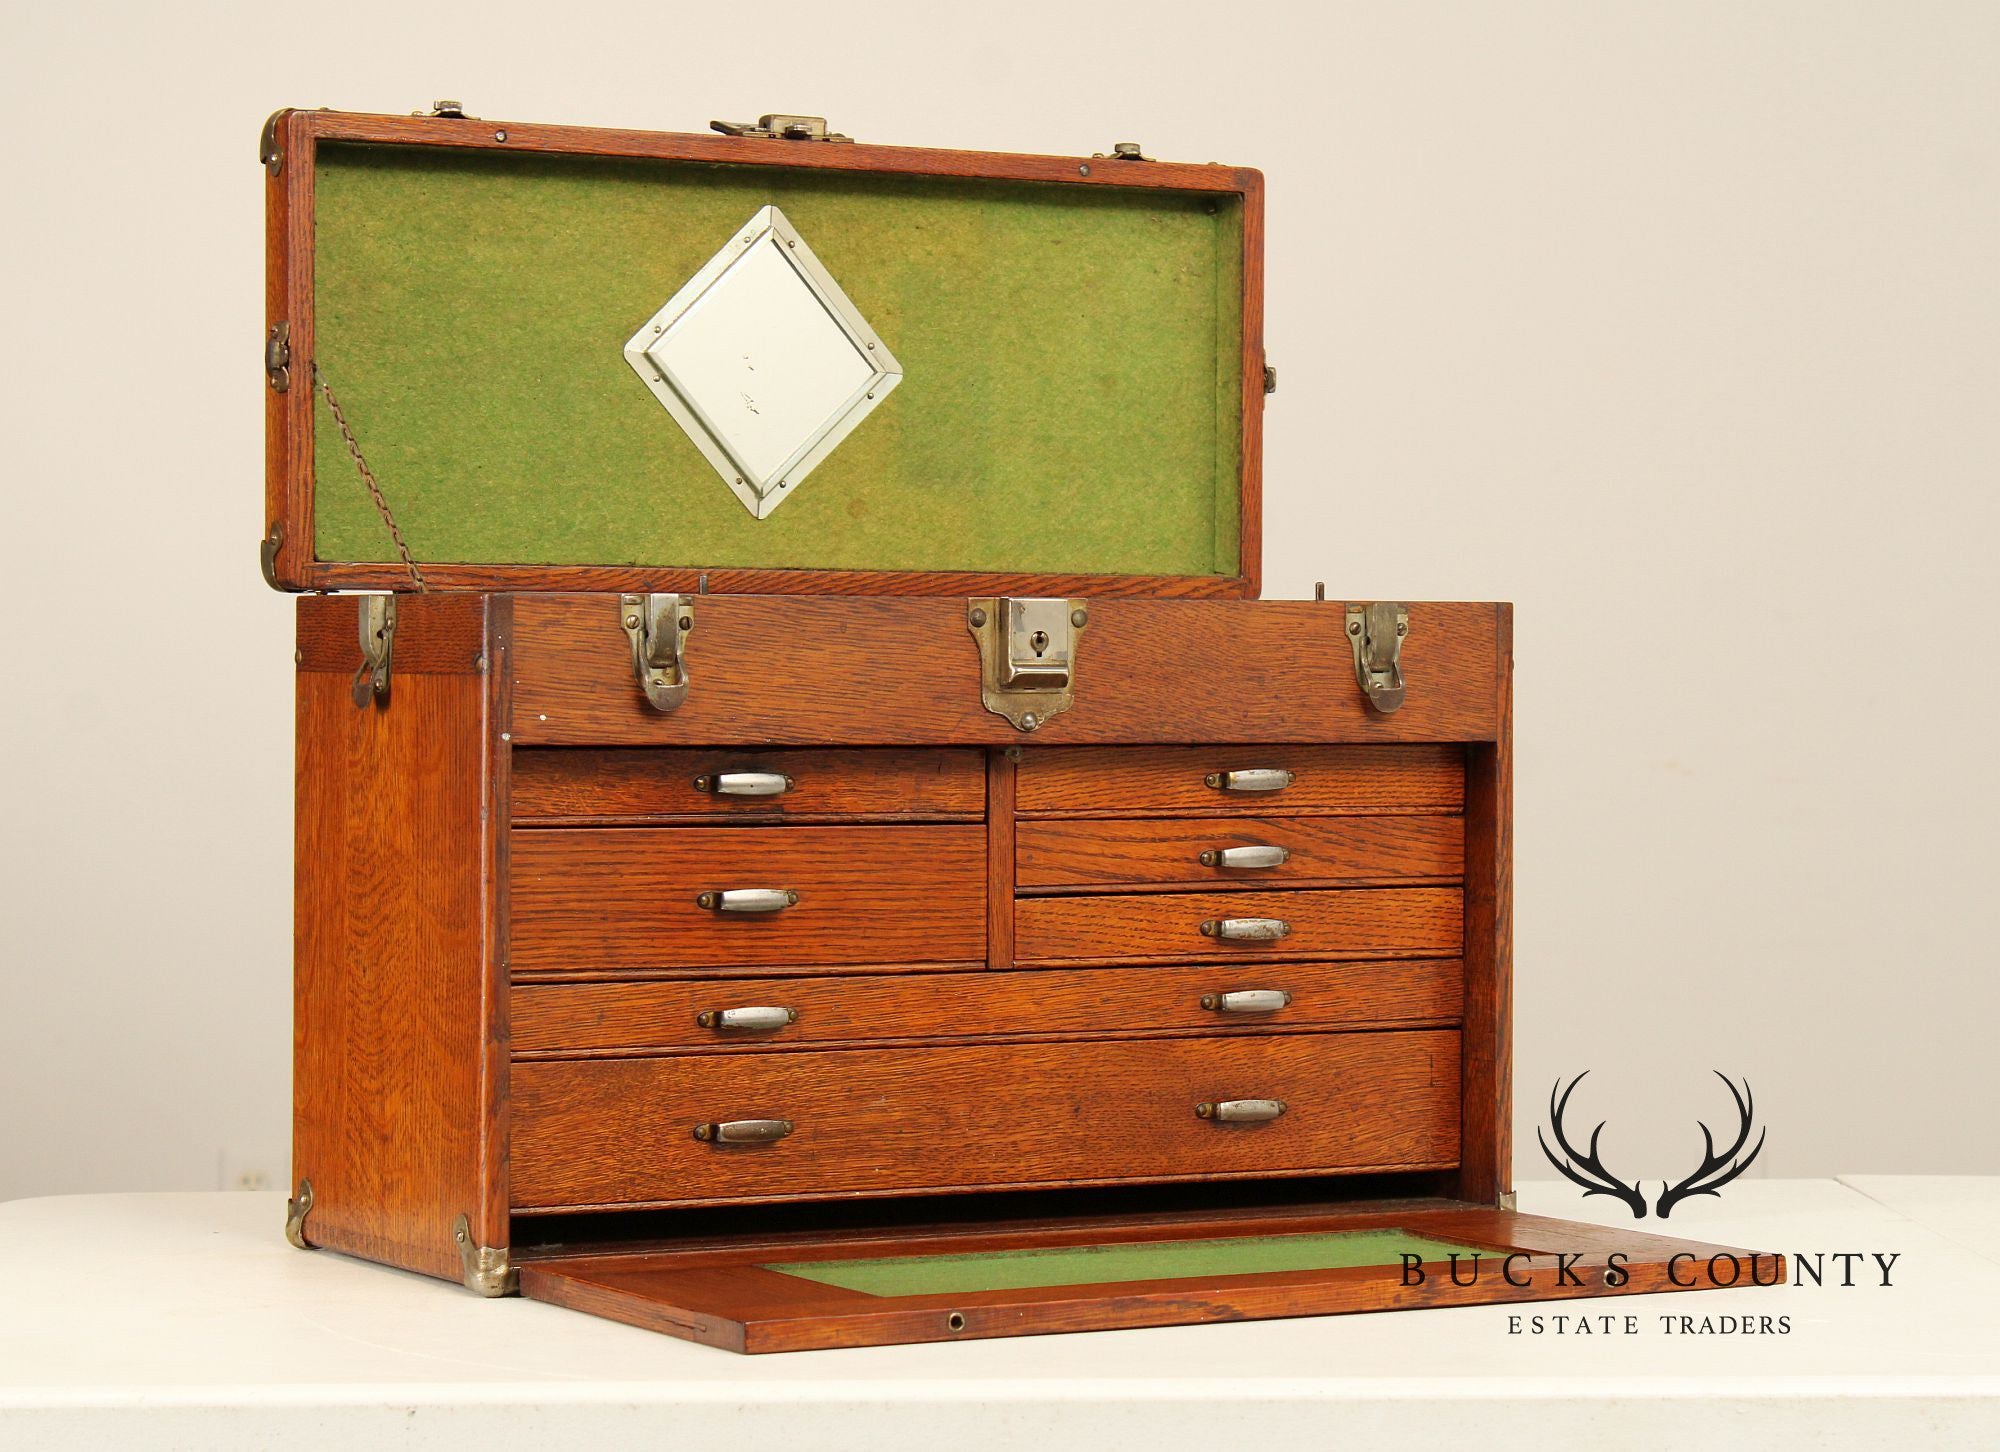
<box><xmin>509</xmin><ymin>826</ymin><xmax>985</xmax><ymax>971</ymax></box>
<box><xmin>1017</xmin><ymin>815</ymin><xmax>1464</xmax><ymax>892</ymax></box>
<box><xmin>510</xmin><ymin>960</ymin><xmax>1465</xmax><ymax>1055</ymax></box>
<box><xmin>511</xmin><ymin>1030</ymin><xmax>1461</xmax><ymax>1209</ymax></box>
<box><xmin>511</xmin><ymin>748</ymin><xmax>984</xmax><ymax>825</ymax></box>
<box><xmin>1016</xmin><ymin>888</ymin><xmax>1462</xmax><ymax>965</ymax></box>
<box><xmin>1015</xmin><ymin>744</ymin><xmax>1464</xmax><ymax>818</ymax></box>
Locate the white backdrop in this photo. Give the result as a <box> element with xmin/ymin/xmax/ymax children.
<box><xmin>2</xmin><ymin>0</ymin><xmax>1995</xmax><ymax>1202</ymax></box>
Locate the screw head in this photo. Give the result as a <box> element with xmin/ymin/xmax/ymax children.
<box><xmin>1396</xmin><ymin>621</ymin><xmax>1407</xmax><ymax>636</ymax></box>
<box><xmin>969</xmin><ymin>607</ymin><xmax>987</xmax><ymax>627</ymax></box>
<box><xmin>1349</xmin><ymin>621</ymin><xmax>1362</xmax><ymax>635</ymax></box>
<box><xmin>624</xmin><ymin>614</ymin><xmax>639</xmax><ymax>628</ymax></box>
<box><xmin>1071</xmin><ymin>608</ymin><xmax>1088</xmax><ymax>628</ymax></box>
<box><xmin>1020</xmin><ymin>712</ymin><xmax>1040</xmax><ymax>731</ymax></box>
<box><xmin>493</xmin><ymin>129</ymin><xmax>507</xmax><ymax>142</ymax></box>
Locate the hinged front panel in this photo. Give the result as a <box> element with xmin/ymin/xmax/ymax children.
<box><xmin>264</xmin><ymin>109</ymin><xmax>1265</xmax><ymax>597</ymax></box>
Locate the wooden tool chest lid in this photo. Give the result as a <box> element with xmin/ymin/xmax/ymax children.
<box><xmin>262</xmin><ymin>107</ymin><xmax>1266</xmax><ymax>598</ymax></box>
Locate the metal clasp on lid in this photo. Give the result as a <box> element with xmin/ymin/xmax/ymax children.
<box><xmin>711</xmin><ymin>115</ymin><xmax>852</xmax><ymax>142</ymax></box>
<box><xmin>968</xmin><ymin>597</ymin><xmax>1088</xmax><ymax>732</ymax></box>
<box><xmin>352</xmin><ymin>595</ymin><xmax>395</xmax><ymax>708</ymax></box>
<box><xmin>1346</xmin><ymin>601</ymin><xmax>1408</xmax><ymax>713</ymax></box>
<box><xmin>621</xmin><ymin>594</ymin><xmax>694</xmax><ymax>713</ymax></box>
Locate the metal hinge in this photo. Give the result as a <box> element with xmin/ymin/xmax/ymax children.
<box><xmin>353</xmin><ymin>595</ymin><xmax>396</xmax><ymax>708</ymax></box>
<box><xmin>1263</xmin><ymin>364</ymin><xmax>1277</xmax><ymax>395</ymax></box>
<box><xmin>453</xmin><ymin>1214</ymin><xmax>517</xmax><ymax>1297</ymax></box>
<box><xmin>711</xmin><ymin>114</ymin><xmax>852</xmax><ymax>142</ymax></box>
<box><xmin>284</xmin><ymin>1179</ymin><xmax>314</xmax><ymax>1249</ymax></box>
<box><xmin>259</xmin><ymin>111</ymin><xmax>285</xmax><ymax>175</ymax></box>
<box><xmin>622</xmin><ymin>593</ymin><xmax>695</xmax><ymax>712</ymax></box>
<box><xmin>968</xmin><ymin>597</ymin><xmax>1087</xmax><ymax>732</ymax></box>
<box><xmin>265</xmin><ymin>321</ymin><xmax>291</xmax><ymax>393</ymax></box>
<box><xmin>1093</xmin><ymin>141</ymin><xmax>1150</xmax><ymax>161</ymax></box>
<box><xmin>1346</xmin><ymin>601</ymin><xmax>1408</xmax><ymax>714</ymax></box>
<box><xmin>422</xmin><ymin>100</ymin><xmax>469</xmax><ymax>118</ymax></box>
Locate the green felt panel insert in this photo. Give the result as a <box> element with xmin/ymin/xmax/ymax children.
<box><xmin>311</xmin><ymin>145</ymin><xmax>1243</xmax><ymax>576</ymax></box>
<box><xmin>763</xmin><ymin>1230</ymin><xmax>1490</xmax><ymax>1299</ymax></box>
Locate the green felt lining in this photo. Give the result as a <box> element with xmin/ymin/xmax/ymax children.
<box><xmin>764</xmin><ymin>1229</ymin><xmax>1491</xmax><ymax>1298</ymax></box>
<box><xmin>311</xmin><ymin>144</ymin><xmax>1243</xmax><ymax>576</ymax></box>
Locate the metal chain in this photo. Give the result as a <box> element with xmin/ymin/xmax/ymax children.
<box><xmin>313</xmin><ymin>364</ymin><xmax>429</xmax><ymax>592</ymax></box>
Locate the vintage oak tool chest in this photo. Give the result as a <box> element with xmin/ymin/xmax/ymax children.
<box><xmin>265</xmin><ymin>105</ymin><xmax>1769</xmax><ymax>1352</ymax></box>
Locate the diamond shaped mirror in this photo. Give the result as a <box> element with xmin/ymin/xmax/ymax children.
<box><xmin>623</xmin><ymin>206</ymin><xmax>902</xmax><ymax>519</ymax></box>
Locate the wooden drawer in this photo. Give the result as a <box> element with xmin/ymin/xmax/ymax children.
<box><xmin>509</xmin><ymin>826</ymin><xmax>985</xmax><ymax>972</ymax></box>
<box><xmin>511</xmin><ymin>747</ymin><xmax>984</xmax><ymax>825</ymax></box>
<box><xmin>511</xmin><ymin>1029</ymin><xmax>1461</xmax><ymax>1209</ymax></box>
<box><xmin>1017</xmin><ymin>815</ymin><xmax>1464</xmax><ymax>892</ymax></box>
<box><xmin>510</xmin><ymin>960</ymin><xmax>1465</xmax><ymax>1055</ymax></box>
<box><xmin>1016</xmin><ymin>887</ymin><xmax>1462</xmax><ymax>965</ymax></box>
<box><xmin>1015</xmin><ymin>744</ymin><xmax>1464</xmax><ymax>818</ymax></box>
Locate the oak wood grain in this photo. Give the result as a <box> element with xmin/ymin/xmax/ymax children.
<box><xmin>1457</xmin><ymin>604</ymin><xmax>1514</xmax><ymax>1204</ymax></box>
<box><xmin>510</xmin><ymin>960</ymin><xmax>1465</xmax><ymax>1056</ymax></box>
<box><xmin>508</xmin><ymin>825</ymin><xmax>985</xmax><ymax>972</ymax></box>
<box><xmin>510</xmin><ymin>747</ymin><xmax>983</xmax><ymax>825</ymax></box>
<box><xmin>1014</xmin><ymin>743</ymin><xmax>1465</xmax><ymax>817</ymax></box>
<box><xmin>1016</xmin><ymin>887</ymin><xmax>1464</xmax><ymax>966</ymax></box>
<box><xmin>1016</xmin><ymin>814</ymin><xmax>1464</xmax><ymax>892</ymax></box>
<box><xmin>507</xmin><ymin>597</ymin><xmax>1501</xmax><ymax>746</ymax></box>
<box><xmin>511</xmin><ymin>1030</ymin><xmax>1461</xmax><ymax>1210</ymax></box>
<box><xmin>291</xmin><ymin>594</ymin><xmax>503</xmax><ymax>1279</ymax></box>
<box><xmin>986</xmin><ymin>750</ymin><xmax>1016</xmax><ymax>968</ymax></box>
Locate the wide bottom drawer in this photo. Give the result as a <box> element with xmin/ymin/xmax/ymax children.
<box><xmin>511</xmin><ymin>1030</ymin><xmax>1461</xmax><ymax>1210</ymax></box>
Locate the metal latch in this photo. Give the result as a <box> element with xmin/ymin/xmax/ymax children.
<box><xmin>266</xmin><ymin>321</ymin><xmax>290</xmax><ymax>392</ymax></box>
<box><xmin>1346</xmin><ymin>601</ymin><xmax>1408</xmax><ymax>713</ymax></box>
<box><xmin>621</xmin><ymin>594</ymin><xmax>694</xmax><ymax>713</ymax></box>
<box><xmin>710</xmin><ymin>115</ymin><xmax>852</xmax><ymax>142</ymax></box>
<box><xmin>352</xmin><ymin>595</ymin><xmax>395</xmax><ymax>708</ymax></box>
<box><xmin>968</xmin><ymin>597</ymin><xmax>1087</xmax><ymax>732</ymax></box>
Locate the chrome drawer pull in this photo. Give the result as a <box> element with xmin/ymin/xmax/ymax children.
<box><xmin>692</xmin><ymin>1118</ymin><xmax>794</xmax><ymax>1144</ymax></box>
<box><xmin>696</xmin><ymin>1005</ymin><xmax>798</xmax><ymax>1031</ymax></box>
<box><xmin>1200</xmin><ymin>989</ymin><xmax>1292</xmax><ymax>1014</ymax></box>
<box><xmin>1205</xmin><ymin>768</ymin><xmax>1294</xmax><ymax>793</ymax></box>
<box><xmin>1199</xmin><ymin>844</ymin><xmax>1290</xmax><ymax>869</ymax></box>
<box><xmin>1201</xmin><ymin>917</ymin><xmax>1292</xmax><ymax>941</ymax></box>
<box><xmin>694</xmin><ymin>771</ymin><xmax>793</xmax><ymax>797</ymax></box>
<box><xmin>1197</xmin><ymin>1099</ymin><xmax>1287</xmax><ymax>1123</ymax></box>
<box><xmin>696</xmin><ymin>889</ymin><xmax>799</xmax><ymax>913</ymax></box>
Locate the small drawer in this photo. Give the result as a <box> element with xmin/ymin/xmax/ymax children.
<box><xmin>1014</xmin><ymin>744</ymin><xmax>1464</xmax><ymax>818</ymax></box>
<box><xmin>1015</xmin><ymin>887</ymin><xmax>1462</xmax><ymax>965</ymax></box>
<box><xmin>1017</xmin><ymin>815</ymin><xmax>1464</xmax><ymax>892</ymax></box>
<box><xmin>510</xmin><ymin>960</ymin><xmax>1466</xmax><ymax>1055</ymax></box>
<box><xmin>511</xmin><ymin>1029</ymin><xmax>1461</xmax><ymax>1209</ymax></box>
<box><xmin>509</xmin><ymin>825</ymin><xmax>985</xmax><ymax>972</ymax></box>
<box><xmin>511</xmin><ymin>747</ymin><xmax>984</xmax><ymax>825</ymax></box>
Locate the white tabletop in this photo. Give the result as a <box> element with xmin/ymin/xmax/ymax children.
<box><xmin>2</xmin><ymin>1178</ymin><xmax>1996</xmax><ymax>1449</ymax></box>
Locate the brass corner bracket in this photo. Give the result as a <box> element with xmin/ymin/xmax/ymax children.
<box><xmin>968</xmin><ymin>597</ymin><xmax>1087</xmax><ymax>733</ymax></box>
<box><xmin>284</xmin><ymin>1179</ymin><xmax>315</xmax><ymax>1250</ymax></box>
<box><xmin>1497</xmin><ymin>1190</ymin><xmax>1519</xmax><ymax>1212</ymax></box>
<box><xmin>453</xmin><ymin>1214</ymin><xmax>517</xmax><ymax>1297</ymax></box>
